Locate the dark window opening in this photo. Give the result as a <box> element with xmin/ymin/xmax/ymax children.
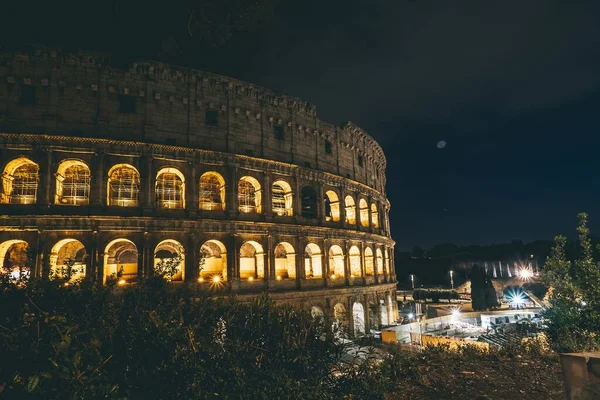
<box><xmin>346</xmin><ymin>173</ymin><xmax>351</xmax><ymax>178</ymax></box>
<box><xmin>358</xmin><ymin>155</ymin><xmax>364</xmax><ymax>167</ymax></box>
<box><xmin>205</xmin><ymin>109</ymin><xmax>219</xmax><ymax>127</ymax></box>
<box><xmin>19</xmin><ymin>85</ymin><xmax>36</xmax><ymax>106</ymax></box>
<box><xmin>325</xmin><ymin>140</ymin><xmax>332</xmax><ymax>154</ymax></box>
<box><xmin>119</xmin><ymin>95</ymin><xmax>137</xmax><ymax>114</ymax></box>
<box><xmin>274</xmin><ymin>125</ymin><xmax>284</xmax><ymax>140</ymax></box>
<box><xmin>245</xmin><ymin>149</ymin><xmax>254</xmax><ymax>157</ymax></box>
<box><xmin>304</xmin><ymin>162</ymin><xmax>311</xmax><ymax>168</ymax></box>
<box><xmin>324</xmin><ymin>195</ymin><xmax>331</xmax><ymax>218</ymax></box>
<box><xmin>301</xmin><ymin>186</ymin><xmax>317</xmax><ymax>218</ymax></box>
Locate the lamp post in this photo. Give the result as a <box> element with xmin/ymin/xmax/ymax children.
<box><xmin>410</xmin><ymin>274</ymin><xmax>415</xmax><ymax>289</ymax></box>
<box><xmin>449</xmin><ymin>270</ymin><xmax>454</xmax><ymax>289</ymax></box>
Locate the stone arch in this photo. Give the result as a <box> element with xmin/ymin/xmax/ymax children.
<box><xmin>155</xmin><ymin>167</ymin><xmax>185</xmax><ymax>209</ymax></box>
<box><xmin>304</xmin><ymin>243</ymin><xmax>323</xmax><ymax>279</ymax></box>
<box><xmin>380</xmin><ymin>297</ymin><xmax>390</xmax><ymax>326</ymax></box>
<box><xmin>1</xmin><ymin>157</ymin><xmax>39</xmax><ymax>204</ymax></box>
<box><xmin>324</xmin><ymin>190</ymin><xmax>340</xmax><ymax>222</ymax></box>
<box><xmin>359</xmin><ymin>198</ymin><xmax>369</xmax><ymax>228</ymax></box>
<box><xmin>107</xmin><ymin>164</ymin><xmax>140</xmax><ymax>207</ymax></box>
<box><xmin>333</xmin><ymin>302</ymin><xmax>348</xmax><ymax>332</ymax></box>
<box><xmin>344</xmin><ymin>195</ymin><xmax>356</xmax><ymax>225</ymax></box>
<box><xmin>199</xmin><ymin>171</ymin><xmax>226</xmax><ymax>211</ymax></box>
<box><xmin>200</xmin><ymin>240</ymin><xmax>227</xmax><ymax>281</ymax></box>
<box><xmin>274</xmin><ymin>241</ymin><xmax>296</xmax><ymax>279</ymax></box>
<box><xmin>55</xmin><ymin>159</ymin><xmax>91</xmax><ymax>205</ymax></box>
<box><xmin>272</xmin><ymin>180</ymin><xmax>293</xmax><ymax>216</ymax></box>
<box><xmin>154</xmin><ymin>239</ymin><xmax>185</xmax><ymax>281</ymax></box>
<box><xmin>239</xmin><ymin>240</ymin><xmax>264</xmax><ymax>279</ymax></box>
<box><xmin>0</xmin><ymin>239</ymin><xmax>31</xmax><ymax>281</ymax></box>
<box><xmin>364</xmin><ymin>247</ymin><xmax>374</xmax><ymax>276</ymax></box>
<box><xmin>387</xmin><ymin>293</ymin><xmax>395</xmax><ymax>324</ymax></box>
<box><xmin>311</xmin><ymin>305</ymin><xmax>325</xmax><ymax>319</ymax></box>
<box><xmin>328</xmin><ymin>245</ymin><xmax>345</xmax><ymax>278</ymax></box>
<box><xmin>49</xmin><ymin>239</ymin><xmax>87</xmax><ymax>281</ymax></box>
<box><xmin>300</xmin><ymin>186</ymin><xmax>317</xmax><ymax>218</ymax></box>
<box><xmin>375</xmin><ymin>248</ymin><xmax>383</xmax><ymax>275</ymax></box>
<box><xmin>349</xmin><ymin>245</ymin><xmax>362</xmax><ymax>277</ymax></box>
<box><xmin>371</xmin><ymin>203</ymin><xmax>379</xmax><ymax>229</ymax></box>
<box><xmin>238</xmin><ymin>176</ymin><xmax>262</xmax><ymax>213</ymax></box>
<box><xmin>352</xmin><ymin>302</ymin><xmax>366</xmax><ymax>336</ymax></box>
<box><xmin>104</xmin><ymin>238</ymin><xmax>138</xmax><ymax>283</ymax></box>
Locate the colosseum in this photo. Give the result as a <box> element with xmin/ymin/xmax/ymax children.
<box><xmin>0</xmin><ymin>49</ymin><xmax>397</xmax><ymax>335</ymax></box>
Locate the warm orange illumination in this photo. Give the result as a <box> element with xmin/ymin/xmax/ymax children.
<box><xmin>118</xmin><ymin>279</ymin><xmax>127</xmax><ymax>286</ymax></box>
<box><xmin>63</xmin><ymin>282</ymin><xmax>70</xmax><ymax>287</ymax></box>
<box><xmin>198</xmin><ymin>277</ymin><xmax>204</xmax><ymax>283</ymax></box>
<box><xmin>330</xmin><ymin>274</ymin><xmax>336</xmax><ymax>280</ymax></box>
<box><xmin>276</xmin><ymin>275</ymin><xmax>282</xmax><ymax>281</ymax></box>
<box><xmin>212</xmin><ymin>275</ymin><xmax>221</xmax><ymax>283</ymax></box>
<box><xmin>248</xmin><ymin>276</ymin><xmax>254</xmax><ymax>282</ymax></box>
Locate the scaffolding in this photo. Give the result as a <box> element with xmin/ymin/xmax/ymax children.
<box><xmin>58</xmin><ymin>165</ymin><xmax>90</xmax><ymax>205</ymax></box>
<box><xmin>238</xmin><ymin>180</ymin><xmax>257</xmax><ymax>213</ymax></box>
<box><xmin>108</xmin><ymin>166</ymin><xmax>140</xmax><ymax>206</ymax></box>
<box><xmin>345</xmin><ymin>196</ymin><xmax>356</xmax><ymax>224</ymax></box>
<box><xmin>199</xmin><ymin>174</ymin><xmax>224</xmax><ymax>210</ymax></box>
<box><xmin>156</xmin><ymin>172</ymin><xmax>184</xmax><ymax>209</ymax></box>
<box><xmin>4</xmin><ymin>163</ymin><xmax>39</xmax><ymax>204</ymax></box>
<box><xmin>272</xmin><ymin>184</ymin><xmax>287</xmax><ymax>216</ymax></box>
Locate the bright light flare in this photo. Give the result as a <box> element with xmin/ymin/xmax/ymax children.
<box><xmin>507</xmin><ymin>289</ymin><xmax>526</xmax><ymax>307</ymax></box>
<box><xmin>451</xmin><ymin>307</ymin><xmax>461</xmax><ymax>316</ymax></box>
<box><xmin>518</xmin><ymin>267</ymin><xmax>534</xmax><ymax>280</ymax></box>
<box><xmin>330</xmin><ymin>274</ymin><xmax>337</xmax><ymax>280</ymax></box>
<box><xmin>407</xmin><ymin>313</ymin><xmax>415</xmax><ymax>319</ymax></box>
<box><xmin>212</xmin><ymin>275</ymin><xmax>221</xmax><ymax>283</ymax></box>
<box><xmin>198</xmin><ymin>277</ymin><xmax>204</xmax><ymax>283</ymax></box>
<box><xmin>276</xmin><ymin>275</ymin><xmax>282</xmax><ymax>281</ymax></box>
<box><xmin>248</xmin><ymin>276</ymin><xmax>254</xmax><ymax>282</ymax></box>
<box><xmin>118</xmin><ymin>279</ymin><xmax>127</xmax><ymax>286</ymax></box>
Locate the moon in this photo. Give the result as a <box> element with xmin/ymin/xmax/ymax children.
<box><xmin>437</xmin><ymin>140</ymin><xmax>446</xmax><ymax>149</ymax></box>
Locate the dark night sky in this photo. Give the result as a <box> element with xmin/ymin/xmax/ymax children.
<box><xmin>4</xmin><ymin>1</ymin><xmax>600</xmax><ymax>250</ymax></box>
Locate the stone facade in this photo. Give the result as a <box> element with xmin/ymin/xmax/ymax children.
<box><xmin>0</xmin><ymin>49</ymin><xmax>397</xmax><ymax>334</ymax></box>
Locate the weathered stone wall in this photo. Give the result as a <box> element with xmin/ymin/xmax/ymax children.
<box><xmin>0</xmin><ymin>49</ymin><xmax>387</xmax><ymax>193</ymax></box>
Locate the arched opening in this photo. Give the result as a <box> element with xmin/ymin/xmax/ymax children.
<box><xmin>371</xmin><ymin>203</ymin><xmax>379</xmax><ymax>228</ymax></box>
<box><xmin>271</xmin><ymin>180</ymin><xmax>293</xmax><ymax>216</ymax></box>
<box><xmin>50</xmin><ymin>239</ymin><xmax>87</xmax><ymax>281</ymax></box>
<box><xmin>55</xmin><ymin>159</ymin><xmax>91</xmax><ymax>205</ymax></box>
<box><xmin>199</xmin><ymin>172</ymin><xmax>226</xmax><ymax>211</ymax></box>
<box><xmin>385</xmin><ymin>248</ymin><xmax>391</xmax><ymax>275</ymax></box>
<box><xmin>353</xmin><ymin>302</ymin><xmax>366</xmax><ymax>336</ymax></box>
<box><xmin>155</xmin><ymin>167</ymin><xmax>185</xmax><ymax>209</ymax></box>
<box><xmin>200</xmin><ymin>240</ymin><xmax>227</xmax><ymax>281</ymax></box>
<box><xmin>239</xmin><ymin>240</ymin><xmax>264</xmax><ymax>279</ymax></box>
<box><xmin>311</xmin><ymin>306</ymin><xmax>325</xmax><ymax>326</ymax></box>
<box><xmin>104</xmin><ymin>239</ymin><xmax>138</xmax><ymax>283</ymax></box>
<box><xmin>359</xmin><ymin>199</ymin><xmax>369</xmax><ymax>228</ymax></box>
<box><xmin>364</xmin><ymin>247</ymin><xmax>374</xmax><ymax>276</ymax></box>
<box><xmin>349</xmin><ymin>246</ymin><xmax>362</xmax><ymax>277</ymax></box>
<box><xmin>333</xmin><ymin>303</ymin><xmax>347</xmax><ymax>332</ymax></box>
<box><xmin>154</xmin><ymin>240</ymin><xmax>185</xmax><ymax>281</ymax></box>
<box><xmin>274</xmin><ymin>242</ymin><xmax>296</xmax><ymax>279</ymax></box>
<box><xmin>344</xmin><ymin>195</ymin><xmax>356</xmax><ymax>225</ymax></box>
<box><xmin>328</xmin><ymin>245</ymin><xmax>345</xmax><ymax>278</ymax></box>
<box><xmin>376</xmin><ymin>248</ymin><xmax>383</xmax><ymax>275</ymax></box>
<box><xmin>304</xmin><ymin>243</ymin><xmax>323</xmax><ymax>279</ymax></box>
<box><xmin>238</xmin><ymin>176</ymin><xmax>262</xmax><ymax>213</ymax></box>
<box><xmin>1</xmin><ymin>157</ymin><xmax>39</xmax><ymax>204</ymax></box>
<box><xmin>107</xmin><ymin>164</ymin><xmax>140</xmax><ymax>207</ymax></box>
<box><xmin>0</xmin><ymin>240</ymin><xmax>31</xmax><ymax>281</ymax></box>
<box><xmin>301</xmin><ymin>186</ymin><xmax>317</xmax><ymax>218</ymax></box>
<box><xmin>324</xmin><ymin>190</ymin><xmax>340</xmax><ymax>222</ymax></box>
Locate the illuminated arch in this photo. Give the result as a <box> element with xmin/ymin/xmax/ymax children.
<box><xmin>349</xmin><ymin>245</ymin><xmax>362</xmax><ymax>277</ymax></box>
<box><xmin>328</xmin><ymin>245</ymin><xmax>345</xmax><ymax>278</ymax></box>
<box><xmin>352</xmin><ymin>302</ymin><xmax>366</xmax><ymax>336</ymax></box>
<box><xmin>199</xmin><ymin>172</ymin><xmax>226</xmax><ymax>211</ymax></box>
<box><xmin>333</xmin><ymin>302</ymin><xmax>347</xmax><ymax>332</ymax></box>
<box><xmin>344</xmin><ymin>195</ymin><xmax>356</xmax><ymax>225</ymax></box>
<box><xmin>55</xmin><ymin>159</ymin><xmax>91</xmax><ymax>205</ymax></box>
<box><xmin>364</xmin><ymin>247</ymin><xmax>374</xmax><ymax>276</ymax></box>
<box><xmin>200</xmin><ymin>240</ymin><xmax>227</xmax><ymax>280</ymax></box>
<box><xmin>239</xmin><ymin>240</ymin><xmax>264</xmax><ymax>279</ymax></box>
<box><xmin>104</xmin><ymin>239</ymin><xmax>138</xmax><ymax>283</ymax></box>
<box><xmin>154</xmin><ymin>239</ymin><xmax>185</xmax><ymax>281</ymax></box>
<box><xmin>371</xmin><ymin>203</ymin><xmax>379</xmax><ymax>229</ymax></box>
<box><xmin>385</xmin><ymin>248</ymin><xmax>391</xmax><ymax>275</ymax></box>
<box><xmin>271</xmin><ymin>180</ymin><xmax>293</xmax><ymax>216</ymax></box>
<box><xmin>0</xmin><ymin>240</ymin><xmax>30</xmax><ymax>282</ymax></box>
<box><xmin>156</xmin><ymin>167</ymin><xmax>185</xmax><ymax>209</ymax></box>
<box><xmin>301</xmin><ymin>186</ymin><xmax>317</xmax><ymax>218</ymax></box>
<box><xmin>324</xmin><ymin>190</ymin><xmax>340</xmax><ymax>222</ymax></box>
<box><xmin>49</xmin><ymin>239</ymin><xmax>87</xmax><ymax>281</ymax></box>
<box><xmin>304</xmin><ymin>243</ymin><xmax>323</xmax><ymax>279</ymax></box>
<box><xmin>311</xmin><ymin>305</ymin><xmax>325</xmax><ymax>319</ymax></box>
<box><xmin>359</xmin><ymin>198</ymin><xmax>369</xmax><ymax>228</ymax></box>
<box><xmin>1</xmin><ymin>157</ymin><xmax>39</xmax><ymax>204</ymax></box>
<box><xmin>238</xmin><ymin>176</ymin><xmax>262</xmax><ymax>213</ymax></box>
<box><xmin>107</xmin><ymin>164</ymin><xmax>140</xmax><ymax>207</ymax></box>
<box><xmin>376</xmin><ymin>248</ymin><xmax>383</xmax><ymax>275</ymax></box>
<box><xmin>274</xmin><ymin>241</ymin><xmax>296</xmax><ymax>279</ymax></box>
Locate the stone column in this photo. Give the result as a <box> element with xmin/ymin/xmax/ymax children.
<box><xmin>228</xmin><ymin>167</ymin><xmax>239</xmax><ymax>215</ymax></box>
<box><xmin>138</xmin><ymin>235</ymin><xmax>146</xmax><ymax>280</ymax></box>
<box><xmin>344</xmin><ymin>240</ymin><xmax>351</xmax><ymax>285</ymax></box>
<box><xmin>360</xmin><ymin>241</ymin><xmax>366</xmax><ymax>278</ymax></box>
<box><xmin>293</xmin><ymin>175</ymin><xmax>302</xmax><ymax>219</ymax></box>
<box><xmin>186</xmin><ymin>162</ymin><xmax>196</xmax><ymax>212</ymax></box>
<box><xmin>323</xmin><ymin>238</ymin><xmax>330</xmax><ymax>277</ymax></box>
<box><xmin>317</xmin><ymin>183</ymin><xmax>325</xmax><ymax>222</ymax></box>
<box><xmin>41</xmin><ymin>149</ymin><xmax>53</xmax><ymax>206</ymax></box>
<box><xmin>367</xmin><ymin>196</ymin><xmax>373</xmax><ymax>233</ymax></box>
<box><xmin>92</xmin><ymin>150</ymin><xmax>105</xmax><ymax>206</ymax></box>
<box><xmin>295</xmin><ymin>236</ymin><xmax>304</xmax><ymax>280</ymax></box>
<box><xmin>267</xmin><ymin>234</ymin><xmax>275</xmax><ymax>280</ymax></box>
<box><xmin>228</xmin><ymin>234</ymin><xmax>239</xmax><ymax>280</ymax></box>
<box><xmin>141</xmin><ymin>155</ymin><xmax>153</xmax><ymax>211</ymax></box>
<box><xmin>87</xmin><ymin>230</ymin><xmax>98</xmax><ymax>281</ymax></box>
<box><xmin>264</xmin><ymin>173</ymin><xmax>272</xmax><ymax>218</ymax></box>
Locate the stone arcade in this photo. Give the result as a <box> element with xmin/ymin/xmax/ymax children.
<box><xmin>0</xmin><ymin>49</ymin><xmax>397</xmax><ymax>335</ymax></box>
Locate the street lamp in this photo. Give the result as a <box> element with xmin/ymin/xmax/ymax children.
<box><xmin>449</xmin><ymin>270</ymin><xmax>454</xmax><ymax>289</ymax></box>
<box><xmin>410</xmin><ymin>274</ymin><xmax>415</xmax><ymax>289</ymax></box>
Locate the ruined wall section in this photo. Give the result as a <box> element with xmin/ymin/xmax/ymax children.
<box><xmin>0</xmin><ymin>49</ymin><xmax>387</xmax><ymax>193</ymax></box>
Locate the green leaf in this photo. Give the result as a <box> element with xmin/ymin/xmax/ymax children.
<box><xmin>27</xmin><ymin>375</ymin><xmax>39</xmax><ymax>392</ymax></box>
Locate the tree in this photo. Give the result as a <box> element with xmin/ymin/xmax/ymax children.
<box><xmin>470</xmin><ymin>264</ymin><xmax>487</xmax><ymax>311</ymax></box>
<box><xmin>542</xmin><ymin>213</ymin><xmax>600</xmax><ymax>352</ymax></box>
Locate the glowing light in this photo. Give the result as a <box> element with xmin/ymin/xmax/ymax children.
<box><xmin>451</xmin><ymin>308</ymin><xmax>460</xmax><ymax>316</ymax></box>
<box><xmin>118</xmin><ymin>279</ymin><xmax>126</xmax><ymax>286</ymax></box>
<box><xmin>248</xmin><ymin>276</ymin><xmax>254</xmax><ymax>282</ymax></box>
<box><xmin>63</xmin><ymin>282</ymin><xmax>70</xmax><ymax>287</ymax></box>
<box><xmin>518</xmin><ymin>267</ymin><xmax>534</xmax><ymax>280</ymax></box>
<box><xmin>581</xmin><ymin>301</ymin><xmax>587</xmax><ymax>307</ymax></box>
<box><xmin>276</xmin><ymin>275</ymin><xmax>282</xmax><ymax>281</ymax></box>
<box><xmin>408</xmin><ymin>313</ymin><xmax>414</xmax><ymax>319</ymax></box>
<box><xmin>198</xmin><ymin>277</ymin><xmax>204</xmax><ymax>283</ymax></box>
<box><xmin>212</xmin><ymin>275</ymin><xmax>221</xmax><ymax>283</ymax></box>
<box><xmin>330</xmin><ymin>274</ymin><xmax>336</xmax><ymax>280</ymax></box>
<box><xmin>350</xmin><ymin>274</ymin><xmax>355</xmax><ymax>278</ymax></box>
<box><xmin>507</xmin><ymin>289</ymin><xmax>526</xmax><ymax>307</ymax></box>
